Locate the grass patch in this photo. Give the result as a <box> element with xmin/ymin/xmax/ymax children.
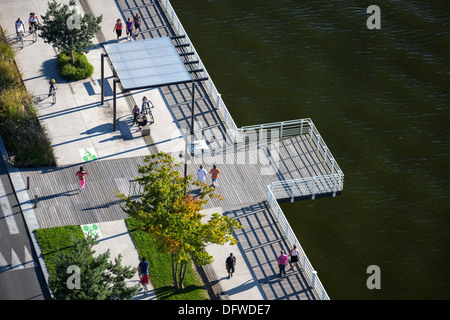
<box><xmin>34</xmin><ymin>225</ymin><xmax>85</xmax><ymax>277</ymax></box>
<box><xmin>0</xmin><ymin>24</ymin><xmax>55</xmax><ymax>167</ymax></box>
<box><xmin>125</xmin><ymin>218</ymin><xmax>209</xmax><ymax>300</ymax></box>
<box><xmin>35</xmin><ymin>220</ymin><xmax>209</xmax><ymax>300</ymax></box>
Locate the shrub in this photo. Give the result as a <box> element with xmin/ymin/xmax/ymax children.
<box><xmin>57</xmin><ymin>51</ymin><xmax>94</xmax><ymax>81</ymax></box>
<box><xmin>0</xmin><ymin>24</ymin><xmax>56</xmax><ymax>167</ymax></box>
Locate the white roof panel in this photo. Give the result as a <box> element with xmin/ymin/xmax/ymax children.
<box><xmin>104</xmin><ymin>37</ymin><xmax>192</xmax><ymax>90</ymax></box>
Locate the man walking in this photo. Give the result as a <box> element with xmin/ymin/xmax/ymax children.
<box><xmin>138</xmin><ymin>257</ymin><xmax>150</xmax><ymax>294</ymax></box>
<box><xmin>226</xmin><ymin>253</ymin><xmax>236</xmax><ymax>279</ymax></box>
<box><xmin>209</xmin><ymin>165</ymin><xmax>220</xmax><ymax>187</ymax></box>
<box><xmin>197</xmin><ymin>165</ymin><xmax>207</xmax><ymax>183</ymax></box>
<box><xmin>277</xmin><ymin>250</ymin><xmax>288</xmax><ymax>277</ymax></box>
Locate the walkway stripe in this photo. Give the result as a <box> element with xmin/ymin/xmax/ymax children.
<box><xmin>11</xmin><ymin>249</ymin><xmax>24</xmax><ymax>270</ymax></box>
<box><xmin>0</xmin><ymin>180</ymin><xmax>19</xmax><ymax>235</ymax></box>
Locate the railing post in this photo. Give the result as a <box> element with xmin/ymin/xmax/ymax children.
<box><xmin>216</xmin><ymin>93</ymin><xmax>221</xmax><ymax>110</ymax></box>
<box><xmin>311</xmin><ymin>270</ymin><xmax>318</xmax><ymax>289</ymax></box>
<box><xmin>312</xmin><ymin>177</ymin><xmax>316</xmax><ymax>200</ymax></box>
<box><xmin>260</xmin><ymin>124</ymin><xmax>264</xmax><ymax>143</ymax></box>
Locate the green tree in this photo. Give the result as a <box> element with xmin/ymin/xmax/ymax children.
<box><xmin>40</xmin><ymin>0</ymin><xmax>102</xmax><ymax>65</ymax></box>
<box><xmin>48</xmin><ymin>235</ymin><xmax>138</xmax><ymax>300</ymax></box>
<box><xmin>116</xmin><ymin>152</ymin><xmax>243</xmax><ymax>290</ymax></box>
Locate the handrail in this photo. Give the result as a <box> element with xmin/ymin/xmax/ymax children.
<box><xmin>267</xmin><ymin>186</ymin><xmax>330</xmax><ymax>300</ymax></box>
<box><xmin>160</xmin><ymin>0</ymin><xmax>241</xmax><ymax>142</ymax></box>
<box><xmin>159</xmin><ymin>0</ymin><xmax>340</xmax><ymax>300</ymax></box>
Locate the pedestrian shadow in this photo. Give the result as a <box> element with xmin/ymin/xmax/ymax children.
<box><xmin>34</xmin><ymin>189</ymin><xmax>79</xmax><ymax>202</ymax></box>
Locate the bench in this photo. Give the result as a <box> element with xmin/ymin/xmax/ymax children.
<box><xmin>140</xmin><ymin>124</ymin><xmax>150</xmax><ymax>136</ymax></box>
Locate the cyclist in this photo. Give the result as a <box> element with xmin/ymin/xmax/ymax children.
<box><xmin>28</xmin><ymin>12</ymin><xmax>40</xmax><ymax>32</ymax></box>
<box><xmin>15</xmin><ymin>18</ymin><xmax>25</xmax><ymax>40</ymax></box>
<box><xmin>49</xmin><ymin>79</ymin><xmax>58</xmax><ymax>96</ymax></box>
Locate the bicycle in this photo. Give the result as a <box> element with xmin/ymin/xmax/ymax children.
<box><xmin>141</xmin><ymin>104</ymin><xmax>154</xmax><ymax>123</ymax></box>
<box><xmin>17</xmin><ymin>31</ymin><xmax>24</xmax><ymax>48</ymax></box>
<box><xmin>50</xmin><ymin>87</ymin><xmax>57</xmax><ymax>104</ymax></box>
<box><xmin>31</xmin><ymin>23</ymin><xmax>38</xmax><ymax>43</ymax></box>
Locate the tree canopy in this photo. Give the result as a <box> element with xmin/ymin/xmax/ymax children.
<box><xmin>48</xmin><ymin>234</ymin><xmax>138</xmax><ymax>300</ymax></box>
<box><xmin>116</xmin><ymin>152</ymin><xmax>243</xmax><ymax>289</ymax></box>
<box><xmin>40</xmin><ymin>0</ymin><xmax>102</xmax><ymax>64</ymax></box>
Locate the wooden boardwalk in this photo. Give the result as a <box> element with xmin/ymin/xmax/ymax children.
<box><xmin>20</xmin><ymin>0</ymin><xmax>342</xmax><ymax>300</ymax></box>
<box><xmin>20</xmin><ymin>134</ymin><xmax>325</xmax><ymax>300</ymax></box>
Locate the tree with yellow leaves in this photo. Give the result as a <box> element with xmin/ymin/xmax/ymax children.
<box><xmin>116</xmin><ymin>152</ymin><xmax>242</xmax><ymax>290</ymax></box>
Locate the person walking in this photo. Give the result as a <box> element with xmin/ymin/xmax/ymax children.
<box><xmin>209</xmin><ymin>165</ymin><xmax>220</xmax><ymax>187</ymax></box>
<box><xmin>277</xmin><ymin>250</ymin><xmax>288</xmax><ymax>277</ymax></box>
<box><xmin>132</xmin><ymin>104</ymin><xmax>140</xmax><ymax>126</ymax></box>
<box><xmin>138</xmin><ymin>257</ymin><xmax>150</xmax><ymax>294</ymax></box>
<box><xmin>225</xmin><ymin>253</ymin><xmax>236</xmax><ymax>279</ymax></box>
<box><xmin>133</xmin><ymin>13</ymin><xmax>141</xmax><ymax>36</ymax></box>
<box><xmin>113</xmin><ymin>18</ymin><xmax>123</xmax><ymax>41</ymax></box>
<box><xmin>197</xmin><ymin>165</ymin><xmax>207</xmax><ymax>183</ymax></box>
<box><xmin>126</xmin><ymin>17</ymin><xmax>133</xmax><ymax>40</ymax></box>
<box><xmin>75</xmin><ymin>166</ymin><xmax>88</xmax><ymax>192</ymax></box>
<box><xmin>289</xmin><ymin>245</ymin><xmax>300</xmax><ymax>271</ymax></box>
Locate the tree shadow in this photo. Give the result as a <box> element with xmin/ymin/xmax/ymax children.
<box><xmin>154</xmin><ymin>284</ymin><xmax>209</xmax><ymax>300</ymax></box>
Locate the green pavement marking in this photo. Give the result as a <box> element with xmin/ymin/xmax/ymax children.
<box><xmin>81</xmin><ymin>223</ymin><xmax>102</xmax><ymax>239</ymax></box>
<box><xmin>79</xmin><ymin>148</ymin><xmax>98</xmax><ymax>162</ymax></box>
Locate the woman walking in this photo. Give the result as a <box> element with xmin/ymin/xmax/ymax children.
<box><xmin>133</xmin><ymin>13</ymin><xmax>141</xmax><ymax>37</ymax></box>
<box><xmin>289</xmin><ymin>245</ymin><xmax>300</xmax><ymax>271</ymax></box>
<box><xmin>113</xmin><ymin>18</ymin><xmax>123</xmax><ymax>41</ymax></box>
<box><xmin>126</xmin><ymin>17</ymin><xmax>133</xmax><ymax>40</ymax></box>
<box><xmin>76</xmin><ymin>166</ymin><xmax>89</xmax><ymax>192</ymax></box>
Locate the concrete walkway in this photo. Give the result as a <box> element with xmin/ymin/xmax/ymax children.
<box><xmin>0</xmin><ymin>0</ymin><xmax>264</xmax><ymax>300</ymax></box>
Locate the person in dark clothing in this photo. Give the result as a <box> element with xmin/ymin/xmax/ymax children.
<box><xmin>226</xmin><ymin>253</ymin><xmax>236</xmax><ymax>279</ymax></box>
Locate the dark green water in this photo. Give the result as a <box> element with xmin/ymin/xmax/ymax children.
<box><xmin>170</xmin><ymin>0</ymin><xmax>450</xmax><ymax>299</ymax></box>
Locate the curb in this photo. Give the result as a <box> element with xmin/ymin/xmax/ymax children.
<box><xmin>0</xmin><ymin>136</ymin><xmax>52</xmax><ymax>297</ymax></box>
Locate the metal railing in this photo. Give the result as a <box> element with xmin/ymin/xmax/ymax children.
<box><xmin>159</xmin><ymin>0</ymin><xmax>341</xmax><ymax>300</ymax></box>
<box><xmin>160</xmin><ymin>0</ymin><xmax>241</xmax><ymax>142</ymax></box>
<box><xmin>267</xmin><ymin>186</ymin><xmax>330</xmax><ymax>300</ymax></box>
<box><xmin>270</xmin><ymin>173</ymin><xmax>344</xmax><ymax>201</ymax></box>
<box><xmin>238</xmin><ymin>118</ymin><xmax>344</xmax><ymax>177</ymax></box>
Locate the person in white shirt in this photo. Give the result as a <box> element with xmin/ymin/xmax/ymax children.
<box><xmin>15</xmin><ymin>18</ymin><xmax>25</xmax><ymax>38</ymax></box>
<box><xmin>289</xmin><ymin>245</ymin><xmax>300</xmax><ymax>270</ymax></box>
<box><xmin>28</xmin><ymin>12</ymin><xmax>40</xmax><ymax>32</ymax></box>
<box><xmin>197</xmin><ymin>165</ymin><xmax>207</xmax><ymax>183</ymax></box>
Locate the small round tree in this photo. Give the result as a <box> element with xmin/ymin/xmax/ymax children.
<box><xmin>40</xmin><ymin>0</ymin><xmax>102</xmax><ymax>79</ymax></box>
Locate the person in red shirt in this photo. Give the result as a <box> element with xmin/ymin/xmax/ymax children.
<box><xmin>75</xmin><ymin>166</ymin><xmax>88</xmax><ymax>192</ymax></box>
<box><xmin>113</xmin><ymin>18</ymin><xmax>123</xmax><ymax>42</ymax></box>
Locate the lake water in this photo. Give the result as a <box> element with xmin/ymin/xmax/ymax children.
<box><xmin>170</xmin><ymin>0</ymin><xmax>450</xmax><ymax>299</ymax></box>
